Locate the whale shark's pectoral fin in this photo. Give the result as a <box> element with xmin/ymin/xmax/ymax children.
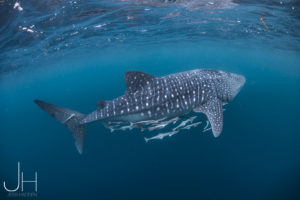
<box><xmin>125</xmin><ymin>71</ymin><xmax>155</xmax><ymax>93</ymax></box>
<box><xmin>194</xmin><ymin>98</ymin><xmax>223</xmax><ymax>137</ymax></box>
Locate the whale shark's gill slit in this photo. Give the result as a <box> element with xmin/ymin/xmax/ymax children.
<box><xmin>103</xmin><ymin>114</ymin><xmax>212</xmax><ymax>142</ymax></box>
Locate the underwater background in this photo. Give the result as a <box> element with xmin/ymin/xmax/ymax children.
<box><xmin>0</xmin><ymin>0</ymin><xmax>300</xmax><ymax>199</ymax></box>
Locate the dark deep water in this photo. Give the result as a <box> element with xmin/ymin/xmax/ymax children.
<box><xmin>1</xmin><ymin>0</ymin><xmax>300</xmax><ymax>199</ymax></box>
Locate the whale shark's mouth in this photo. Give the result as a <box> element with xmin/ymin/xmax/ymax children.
<box><xmin>103</xmin><ymin>111</ymin><xmax>227</xmax><ymax>141</ymax></box>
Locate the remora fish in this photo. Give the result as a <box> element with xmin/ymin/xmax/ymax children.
<box><xmin>34</xmin><ymin>69</ymin><xmax>245</xmax><ymax>154</ymax></box>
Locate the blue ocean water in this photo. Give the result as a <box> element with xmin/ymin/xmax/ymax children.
<box><xmin>1</xmin><ymin>0</ymin><xmax>300</xmax><ymax>199</ymax></box>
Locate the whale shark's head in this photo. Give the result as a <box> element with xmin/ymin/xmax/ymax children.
<box><xmin>217</xmin><ymin>70</ymin><xmax>246</xmax><ymax>102</ymax></box>
<box><xmin>198</xmin><ymin>69</ymin><xmax>245</xmax><ymax>103</ymax></box>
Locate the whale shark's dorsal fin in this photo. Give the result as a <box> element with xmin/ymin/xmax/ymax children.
<box><xmin>194</xmin><ymin>98</ymin><xmax>223</xmax><ymax>137</ymax></box>
<box><xmin>97</xmin><ymin>100</ymin><xmax>106</xmax><ymax>110</ymax></box>
<box><xmin>125</xmin><ymin>71</ymin><xmax>155</xmax><ymax>93</ymax></box>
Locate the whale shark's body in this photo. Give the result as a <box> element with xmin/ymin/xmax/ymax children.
<box><xmin>35</xmin><ymin>69</ymin><xmax>245</xmax><ymax>154</ymax></box>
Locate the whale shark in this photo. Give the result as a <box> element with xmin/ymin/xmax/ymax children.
<box><xmin>35</xmin><ymin>69</ymin><xmax>245</xmax><ymax>154</ymax></box>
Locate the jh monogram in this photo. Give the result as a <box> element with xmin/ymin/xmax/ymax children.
<box><xmin>3</xmin><ymin>162</ymin><xmax>37</xmax><ymax>192</ymax></box>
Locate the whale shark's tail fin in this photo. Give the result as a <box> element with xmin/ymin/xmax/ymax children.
<box><xmin>34</xmin><ymin>100</ymin><xmax>87</xmax><ymax>154</ymax></box>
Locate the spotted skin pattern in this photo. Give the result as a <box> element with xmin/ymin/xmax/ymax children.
<box><xmin>82</xmin><ymin>69</ymin><xmax>245</xmax><ymax>137</ymax></box>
